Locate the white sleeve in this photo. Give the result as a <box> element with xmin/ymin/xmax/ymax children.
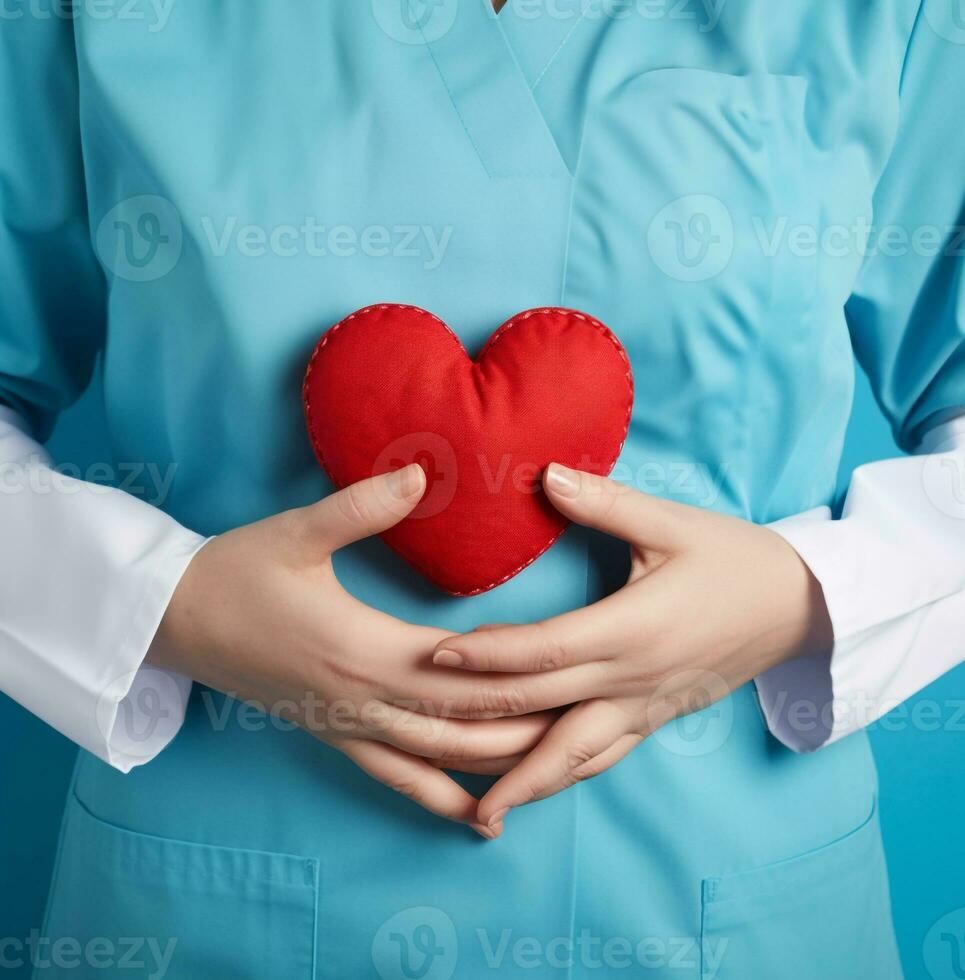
<box><xmin>755</xmin><ymin>412</ymin><xmax>965</xmax><ymax>752</ymax></box>
<box><xmin>0</xmin><ymin>404</ymin><xmax>210</xmax><ymax>772</ymax></box>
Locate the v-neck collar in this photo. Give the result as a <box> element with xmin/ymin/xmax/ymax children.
<box><xmin>420</xmin><ymin>0</ymin><xmax>581</xmax><ymax>179</ymax></box>
<box><xmin>496</xmin><ymin>0</ymin><xmax>589</xmax><ymax>90</ymax></box>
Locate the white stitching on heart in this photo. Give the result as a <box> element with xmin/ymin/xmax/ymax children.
<box><xmin>302</xmin><ymin>304</ymin><xmax>634</xmax><ymax>596</ymax></box>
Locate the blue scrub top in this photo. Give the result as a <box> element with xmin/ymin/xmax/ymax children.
<box><xmin>2</xmin><ymin>1</ymin><xmax>963</xmax><ymax>977</ymax></box>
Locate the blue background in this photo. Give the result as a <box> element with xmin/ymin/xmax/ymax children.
<box><xmin>1</xmin><ymin>368</ymin><xmax>962</xmax><ymax>979</ymax></box>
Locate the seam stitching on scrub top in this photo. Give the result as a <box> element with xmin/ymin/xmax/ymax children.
<box><xmin>68</xmin><ymin>791</ymin><xmax>321</xmax><ymax>887</ymax></box>
<box><xmin>417</xmin><ymin>20</ymin><xmax>493</xmax><ymax>179</ymax></box>
<box><xmin>415</xmin><ymin>2</ymin><xmax>569</xmax><ymax>179</ymax></box>
<box><xmin>558</xmin><ymin>102</ymin><xmax>589</xmax><ymax>305</ymax></box>
<box><xmin>531</xmin><ymin>9</ymin><xmax>589</xmax><ymax>92</ymax></box>
<box><xmin>303</xmin><ymin>304</ymin><xmax>634</xmax><ymax>596</ymax></box>
<box><xmin>489</xmin><ymin>3</ymin><xmax>575</xmax><ymax>177</ymax></box>
<box><xmin>565</xmin><ymin>774</ymin><xmax>583</xmax><ymax>980</ymax></box>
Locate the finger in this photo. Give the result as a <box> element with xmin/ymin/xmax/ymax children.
<box><xmin>543</xmin><ymin>464</ymin><xmax>691</xmax><ymax>552</ymax></box>
<box><xmin>308</xmin><ymin>464</ymin><xmax>426</xmax><ymax>552</ymax></box>
<box><xmin>432</xmin><ymin>587</ymin><xmax>636</xmax><ymax>673</ymax></box>
<box><xmin>394</xmin><ymin>659</ymin><xmax>610</xmax><ymax>719</ymax></box>
<box><xmin>340</xmin><ymin>739</ymin><xmax>495</xmax><ymax>839</ymax></box>
<box><xmin>430</xmin><ymin>753</ymin><xmax>528</xmax><ymax>776</ymax></box>
<box><xmin>476</xmin><ymin>700</ymin><xmax>642</xmax><ymax>829</ymax></box>
<box><xmin>365</xmin><ymin>703</ymin><xmax>558</xmax><ymax>763</ymax></box>
<box><xmin>359</xmin><ymin>618</ymin><xmax>608</xmax><ymax>721</ymax></box>
<box><xmin>369</xmin><ymin>617</ymin><xmax>617</xmax><ymax>719</ymax></box>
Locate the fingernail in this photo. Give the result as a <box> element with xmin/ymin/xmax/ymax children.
<box><xmin>472</xmin><ymin>823</ymin><xmax>497</xmax><ymax>840</ymax></box>
<box><xmin>387</xmin><ymin>464</ymin><xmax>423</xmax><ymax>499</ymax></box>
<box><xmin>545</xmin><ymin>463</ymin><xmax>579</xmax><ymax>498</ymax></box>
<box><xmin>487</xmin><ymin>806</ymin><xmax>510</xmax><ymax>828</ymax></box>
<box><xmin>433</xmin><ymin>649</ymin><xmax>464</xmax><ymax>667</ymax></box>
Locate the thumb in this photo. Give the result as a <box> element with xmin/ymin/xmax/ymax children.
<box><xmin>543</xmin><ymin>463</ymin><xmax>686</xmax><ymax>552</ymax></box>
<box><xmin>311</xmin><ymin>464</ymin><xmax>426</xmax><ymax>552</ymax></box>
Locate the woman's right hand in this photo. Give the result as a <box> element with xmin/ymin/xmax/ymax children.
<box><xmin>149</xmin><ymin>464</ymin><xmax>553</xmax><ymax>837</ymax></box>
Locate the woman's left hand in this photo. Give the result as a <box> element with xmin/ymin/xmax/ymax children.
<box><xmin>430</xmin><ymin>464</ymin><xmax>834</xmax><ymax>835</ymax></box>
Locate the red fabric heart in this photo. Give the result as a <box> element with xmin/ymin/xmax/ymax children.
<box><xmin>303</xmin><ymin>304</ymin><xmax>633</xmax><ymax>596</ymax></box>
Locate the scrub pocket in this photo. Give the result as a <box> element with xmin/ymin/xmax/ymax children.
<box><xmin>37</xmin><ymin>792</ymin><xmax>318</xmax><ymax>979</ymax></box>
<box><xmin>699</xmin><ymin>801</ymin><xmax>903</xmax><ymax>980</ymax></box>
<box><xmin>565</xmin><ymin>68</ymin><xmax>821</xmax><ymax>513</ymax></box>
<box><xmin>567</xmin><ymin>67</ymin><xmax>818</xmax><ymax>341</ymax></box>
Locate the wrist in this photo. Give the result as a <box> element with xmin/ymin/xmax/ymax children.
<box><xmin>148</xmin><ymin>538</ymin><xmax>213</xmax><ymax>675</ymax></box>
<box><xmin>768</xmin><ymin>529</ymin><xmax>834</xmax><ymax>666</ymax></box>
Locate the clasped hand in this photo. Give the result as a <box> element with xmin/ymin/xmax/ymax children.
<box><xmin>155</xmin><ymin>463</ymin><xmax>830</xmax><ymax>839</ymax></box>
<box><xmin>422</xmin><ymin>463</ymin><xmax>832</xmax><ymax>836</ymax></box>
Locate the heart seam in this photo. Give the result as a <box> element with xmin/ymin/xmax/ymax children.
<box><xmin>303</xmin><ymin>304</ymin><xmax>634</xmax><ymax>595</ymax></box>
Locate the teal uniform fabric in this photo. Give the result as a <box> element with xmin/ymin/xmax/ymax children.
<box><xmin>3</xmin><ymin>0</ymin><xmax>964</xmax><ymax>976</ymax></box>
